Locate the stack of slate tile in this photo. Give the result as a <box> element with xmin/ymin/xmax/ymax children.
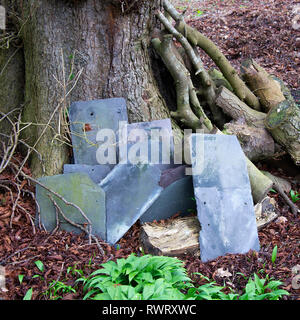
<box><xmin>36</xmin><ymin>98</ymin><xmax>196</xmax><ymax>245</ymax></box>
<box><xmin>36</xmin><ymin>98</ymin><xmax>260</xmax><ymax>261</ymax></box>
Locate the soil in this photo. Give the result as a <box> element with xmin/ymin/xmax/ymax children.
<box><xmin>0</xmin><ymin>0</ymin><xmax>299</xmax><ymax>301</ymax></box>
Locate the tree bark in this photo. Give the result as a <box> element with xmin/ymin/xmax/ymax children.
<box><xmin>0</xmin><ymin>43</ymin><xmax>24</xmax><ymax>142</ymax></box>
<box><xmin>12</xmin><ymin>0</ymin><xmax>173</xmax><ymax>177</ymax></box>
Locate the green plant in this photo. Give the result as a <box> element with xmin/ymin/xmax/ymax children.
<box><xmin>18</xmin><ymin>274</ymin><xmax>24</xmax><ymax>285</ymax></box>
<box><xmin>238</xmin><ymin>273</ymin><xmax>289</xmax><ymax>300</ymax></box>
<box><xmin>45</xmin><ymin>280</ymin><xmax>76</xmax><ymax>300</ymax></box>
<box><xmin>34</xmin><ymin>260</ymin><xmax>44</xmax><ymax>272</ymax></box>
<box><xmin>23</xmin><ymin>288</ymin><xmax>33</xmax><ymax>300</ymax></box>
<box><xmin>195</xmin><ymin>9</ymin><xmax>204</xmax><ymax>16</ymax></box>
<box><xmin>79</xmin><ymin>254</ymin><xmax>191</xmax><ymax>300</ymax></box>
<box><xmin>272</xmin><ymin>245</ymin><xmax>278</xmax><ymax>265</ymax></box>
<box><xmin>67</xmin><ymin>265</ymin><xmax>84</xmax><ymax>277</ymax></box>
<box><xmin>290</xmin><ymin>190</ymin><xmax>300</xmax><ymax>203</ymax></box>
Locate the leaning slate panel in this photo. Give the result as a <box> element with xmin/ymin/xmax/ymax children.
<box><xmin>36</xmin><ymin>173</ymin><xmax>106</xmax><ymax>240</ymax></box>
<box><xmin>69</xmin><ymin>98</ymin><xmax>128</xmax><ymax>165</ymax></box>
<box><xmin>64</xmin><ymin>164</ymin><xmax>111</xmax><ymax>184</ymax></box>
<box><xmin>140</xmin><ymin>165</ymin><xmax>196</xmax><ymax>223</ymax></box>
<box><xmin>190</xmin><ymin>134</ymin><xmax>260</xmax><ymax>262</ymax></box>
<box><xmin>120</xmin><ymin>119</ymin><xmax>175</xmax><ymax>170</ymax></box>
<box><xmin>99</xmin><ymin>163</ymin><xmax>163</xmax><ymax>245</ymax></box>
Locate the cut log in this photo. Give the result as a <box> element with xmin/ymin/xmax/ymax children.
<box><xmin>215</xmin><ymin>86</ymin><xmax>266</xmax><ymax>127</ymax></box>
<box><xmin>240</xmin><ymin>59</ymin><xmax>285</xmax><ymax>112</ymax></box>
<box><xmin>140</xmin><ymin>216</ymin><xmax>201</xmax><ymax>257</ymax></box>
<box><xmin>265</xmin><ymin>100</ymin><xmax>300</xmax><ymax>166</ymax></box>
<box><xmin>254</xmin><ymin>196</ymin><xmax>278</xmax><ymax>231</ymax></box>
<box><xmin>224</xmin><ymin>121</ymin><xmax>275</xmax><ymax>161</ymax></box>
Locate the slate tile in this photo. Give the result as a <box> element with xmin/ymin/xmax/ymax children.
<box><xmin>99</xmin><ymin>163</ymin><xmax>163</xmax><ymax>244</ymax></box>
<box><xmin>190</xmin><ymin>134</ymin><xmax>260</xmax><ymax>262</ymax></box>
<box><xmin>36</xmin><ymin>173</ymin><xmax>106</xmax><ymax>240</ymax></box>
<box><xmin>69</xmin><ymin>98</ymin><xmax>128</xmax><ymax>165</ymax></box>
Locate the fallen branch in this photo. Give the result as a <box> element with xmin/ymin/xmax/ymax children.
<box><xmin>152</xmin><ymin>34</ymin><xmax>212</xmax><ymax>131</ymax></box>
<box><xmin>157</xmin><ymin>10</ymin><xmax>225</xmax><ymax>126</ymax></box>
<box><xmin>163</xmin><ymin>0</ymin><xmax>261</xmax><ymax>111</ymax></box>
<box><xmin>273</xmin><ymin>183</ymin><xmax>299</xmax><ymax>217</ymax></box>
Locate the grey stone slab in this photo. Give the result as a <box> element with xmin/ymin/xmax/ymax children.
<box><xmin>190</xmin><ymin>134</ymin><xmax>260</xmax><ymax>262</ymax></box>
<box><xmin>99</xmin><ymin>163</ymin><xmax>164</xmax><ymax>244</ymax></box>
<box><xmin>64</xmin><ymin>164</ymin><xmax>111</xmax><ymax>184</ymax></box>
<box><xmin>140</xmin><ymin>175</ymin><xmax>196</xmax><ymax>223</ymax></box>
<box><xmin>119</xmin><ymin>119</ymin><xmax>175</xmax><ymax>170</ymax></box>
<box><xmin>36</xmin><ymin>173</ymin><xmax>106</xmax><ymax>240</ymax></box>
<box><xmin>69</xmin><ymin>98</ymin><xmax>128</xmax><ymax>165</ymax></box>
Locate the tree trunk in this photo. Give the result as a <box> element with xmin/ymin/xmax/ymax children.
<box><xmin>6</xmin><ymin>0</ymin><xmax>172</xmax><ymax>177</ymax></box>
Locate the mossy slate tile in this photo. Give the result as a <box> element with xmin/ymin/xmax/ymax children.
<box><xmin>36</xmin><ymin>173</ymin><xmax>106</xmax><ymax>240</ymax></box>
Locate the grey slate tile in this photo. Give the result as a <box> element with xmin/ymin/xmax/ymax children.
<box><xmin>120</xmin><ymin>119</ymin><xmax>175</xmax><ymax>170</ymax></box>
<box><xmin>99</xmin><ymin>163</ymin><xmax>164</xmax><ymax>244</ymax></box>
<box><xmin>190</xmin><ymin>134</ymin><xmax>260</xmax><ymax>262</ymax></box>
<box><xmin>69</xmin><ymin>98</ymin><xmax>128</xmax><ymax>165</ymax></box>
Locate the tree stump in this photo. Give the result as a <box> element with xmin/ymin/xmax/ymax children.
<box><xmin>140</xmin><ymin>216</ymin><xmax>200</xmax><ymax>257</ymax></box>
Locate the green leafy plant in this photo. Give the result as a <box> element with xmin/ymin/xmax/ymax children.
<box><xmin>238</xmin><ymin>273</ymin><xmax>288</xmax><ymax>300</ymax></box>
<box><xmin>34</xmin><ymin>260</ymin><xmax>44</xmax><ymax>272</ymax></box>
<box><xmin>18</xmin><ymin>274</ymin><xmax>24</xmax><ymax>285</ymax></box>
<box><xmin>195</xmin><ymin>9</ymin><xmax>204</xmax><ymax>16</ymax></box>
<box><xmin>23</xmin><ymin>288</ymin><xmax>33</xmax><ymax>300</ymax></box>
<box><xmin>74</xmin><ymin>255</ymin><xmax>289</xmax><ymax>300</ymax></box>
<box><xmin>45</xmin><ymin>281</ymin><xmax>76</xmax><ymax>300</ymax></box>
<box><xmin>272</xmin><ymin>245</ymin><xmax>278</xmax><ymax>265</ymax></box>
<box><xmin>290</xmin><ymin>190</ymin><xmax>300</xmax><ymax>203</ymax></box>
<box><xmin>79</xmin><ymin>254</ymin><xmax>191</xmax><ymax>300</ymax></box>
<box><xmin>66</xmin><ymin>265</ymin><xmax>84</xmax><ymax>277</ymax></box>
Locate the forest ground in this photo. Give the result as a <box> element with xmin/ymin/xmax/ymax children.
<box><xmin>0</xmin><ymin>0</ymin><xmax>299</xmax><ymax>300</ymax></box>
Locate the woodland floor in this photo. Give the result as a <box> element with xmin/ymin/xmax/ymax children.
<box><xmin>0</xmin><ymin>0</ymin><xmax>300</xmax><ymax>300</ymax></box>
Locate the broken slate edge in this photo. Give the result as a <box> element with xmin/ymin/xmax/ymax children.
<box><xmin>64</xmin><ymin>164</ymin><xmax>111</xmax><ymax>184</ymax></box>
<box><xmin>36</xmin><ymin>173</ymin><xmax>106</xmax><ymax>240</ymax></box>
<box><xmin>120</xmin><ymin>118</ymin><xmax>175</xmax><ymax>170</ymax></box>
<box><xmin>190</xmin><ymin>134</ymin><xmax>260</xmax><ymax>262</ymax></box>
<box><xmin>140</xmin><ymin>216</ymin><xmax>201</xmax><ymax>257</ymax></box>
<box><xmin>99</xmin><ymin>163</ymin><xmax>164</xmax><ymax>245</ymax></box>
<box><xmin>69</xmin><ymin>98</ymin><xmax>128</xmax><ymax>165</ymax></box>
<box><xmin>140</xmin><ymin>175</ymin><xmax>196</xmax><ymax>223</ymax></box>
